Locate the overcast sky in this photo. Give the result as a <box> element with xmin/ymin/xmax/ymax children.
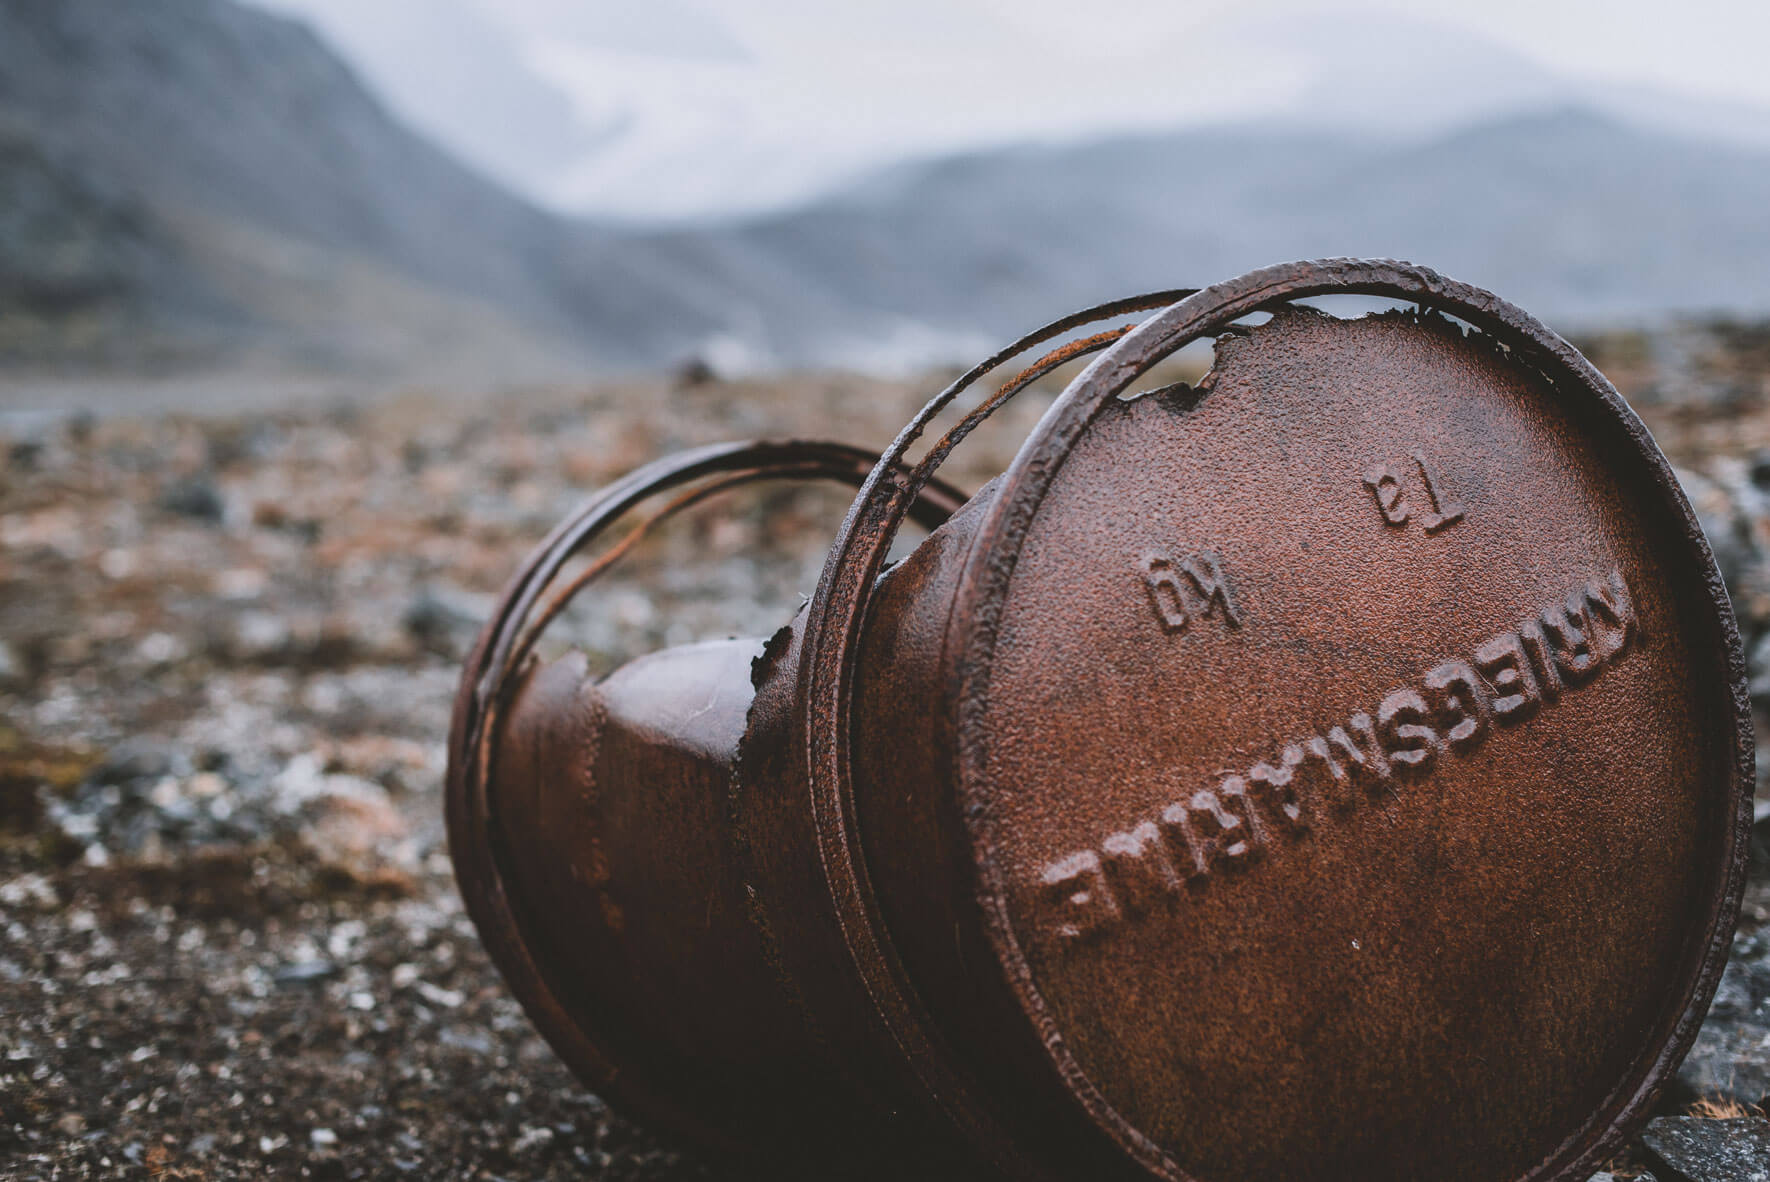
<box><xmin>254</xmin><ymin>0</ymin><xmax>1770</xmax><ymax>219</ymax></box>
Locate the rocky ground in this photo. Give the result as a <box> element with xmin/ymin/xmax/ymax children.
<box><xmin>3</xmin><ymin>319</ymin><xmax>1770</xmax><ymax>1180</ymax></box>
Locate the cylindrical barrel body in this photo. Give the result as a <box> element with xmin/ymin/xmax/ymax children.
<box><xmin>449</xmin><ymin>261</ymin><xmax>1753</xmax><ymax>1182</ymax></box>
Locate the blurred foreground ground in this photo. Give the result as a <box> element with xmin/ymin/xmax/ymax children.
<box><xmin>4</xmin><ymin>320</ymin><xmax>1770</xmax><ymax>1179</ymax></box>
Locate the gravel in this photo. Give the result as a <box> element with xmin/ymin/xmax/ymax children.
<box><xmin>3</xmin><ymin>333</ymin><xmax>1769</xmax><ymax>1178</ymax></box>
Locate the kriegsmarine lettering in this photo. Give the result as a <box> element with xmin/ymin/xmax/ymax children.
<box><xmin>1035</xmin><ymin>570</ymin><xmax>1638</xmax><ymax>945</ymax></box>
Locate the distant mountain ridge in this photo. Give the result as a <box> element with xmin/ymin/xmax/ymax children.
<box><xmin>0</xmin><ymin>0</ymin><xmax>743</xmax><ymax>373</ymax></box>
<box><xmin>3</xmin><ymin>0</ymin><xmax>1770</xmax><ymax>382</ymax></box>
<box><xmin>695</xmin><ymin>107</ymin><xmax>1770</xmax><ymax>348</ymax></box>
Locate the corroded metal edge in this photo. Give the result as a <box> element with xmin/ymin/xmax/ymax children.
<box><xmin>444</xmin><ymin>439</ymin><xmax>967</xmax><ymax>1165</ymax></box>
<box><xmin>790</xmin><ymin>292</ymin><xmax>1199</xmax><ymax>1178</ymax></box>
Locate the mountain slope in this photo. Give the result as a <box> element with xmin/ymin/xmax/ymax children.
<box><xmin>677</xmin><ymin>108</ymin><xmax>1770</xmax><ymax>355</ymax></box>
<box><xmin>0</xmin><ymin>112</ymin><xmax>186</xmax><ymax>363</ymax></box>
<box><xmin>0</xmin><ymin>0</ymin><xmax>739</xmax><ymax>373</ymax></box>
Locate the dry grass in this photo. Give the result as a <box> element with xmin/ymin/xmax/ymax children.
<box><xmin>1683</xmin><ymin>1094</ymin><xmax>1766</xmax><ymax>1120</ymax></box>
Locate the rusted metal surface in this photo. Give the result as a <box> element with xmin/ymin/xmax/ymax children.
<box><xmin>446</xmin><ymin>260</ymin><xmax>1754</xmax><ymax>1181</ymax></box>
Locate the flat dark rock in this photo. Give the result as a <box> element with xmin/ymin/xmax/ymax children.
<box><xmin>272</xmin><ymin>959</ymin><xmax>337</xmax><ymax>986</ymax></box>
<box><xmin>1642</xmin><ymin>1116</ymin><xmax>1770</xmax><ymax>1182</ymax></box>
<box><xmin>1673</xmin><ymin>934</ymin><xmax>1770</xmax><ymax>1108</ymax></box>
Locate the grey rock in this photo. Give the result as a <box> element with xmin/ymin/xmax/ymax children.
<box><xmin>158</xmin><ymin>476</ymin><xmax>224</xmax><ymax>523</ymax></box>
<box><xmin>95</xmin><ymin>737</ymin><xmax>181</xmax><ymax>785</ymax></box>
<box><xmin>1749</xmin><ymin>632</ymin><xmax>1770</xmax><ymax>702</ymax></box>
<box><xmin>402</xmin><ymin>584</ymin><xmax>491</xmax><ymax>659</ymax></box>
<box><xmin>1642</xmin><ymin>1116</ymin><xmax>1770</xmax><ymax>1181</ymax></box>
<box><xmin>1679</xmin><ymin>468</ymin><xmax>1758</xmax><ymax>605</ymax></box>
<box><xmin>7</xmin><ymin>438</ymin><xmax>44</xmax><ymax>470</ymax></box>
<box><xmin>436</xmin><ymin>1026</ymin><xmax>495</xmax><ymax>1056</ymax></box>
<box><xmin>1673</xmin><ymin>933</ymin><xmax>1770</xmax><ymax>1109</ymax></box>
<box><xmin>273</xmin><ymin>960</ymin><xmax>337</xmax><ymax>986</ymax></box>
<box><xmin>1755</xmin><ymin>799</ymin><xmax>1770</xmax><ymax>870</ymax></box>
<box><xmin>223</xmin><ymin>611</ymin><xmax>292</xmax><ymax>664</ymax></box>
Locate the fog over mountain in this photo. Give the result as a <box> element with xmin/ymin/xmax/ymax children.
<box><xmin>256</xmin><ymin>0</ymin><xmax>1770</xmax><ymax>221</ymax></box>
<box><xmin>4</xmin><ymin>0</ymin><xmax>1770</xmax><ymax>383</ymax></box>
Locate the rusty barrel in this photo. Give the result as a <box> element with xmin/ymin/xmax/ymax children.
<box><xmin>446</xmin><ymin>259</ymin><xmax>1753</xmax><ymax>1181</ymax></box>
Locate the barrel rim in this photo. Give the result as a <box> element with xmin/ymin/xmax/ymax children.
<box><xmin>945</xmin><ymin>258</ymin><xmax>1754</xmax><ymax>1180</ymax></box>
<box><xmin>801</xmin><ymin>258</ymin><xmax>1753</xmax><ymax>1180</ymax></box>
<box><xmin>444</xmin><ymin>438</ymin><xmax>967</xmax><ymax>1163</ymax></box>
